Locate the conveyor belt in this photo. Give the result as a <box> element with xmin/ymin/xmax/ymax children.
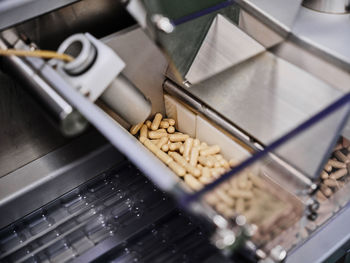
<box><xmin>0</xmin><ymin>160</ymin><xmax>224</xmax><ymax>263</ymax></box>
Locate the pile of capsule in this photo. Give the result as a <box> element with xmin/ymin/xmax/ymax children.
<box><xmin>130</xmin><ymin>113</ymin><xmax>291</xmax><ymax>233</ymax></box>
<box><xmin>130</xmin><ymin>113</ymin><xmax>239</xmax><ymax>191</ymax></box>
<box><xmin>317</xmin><ymin>138</ymin><xmax>350</xmax><ymax>202</ymax></box>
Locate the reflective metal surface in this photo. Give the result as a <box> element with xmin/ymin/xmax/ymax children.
<box><xmin>0</xmin><ymin>71</ymin><xmax>69</xmax><ymax>177</ymax></box>
<box><xmin>0</xmin><ymin>0</ymin><xmax>79</xmax><ymax>31</ymax></box>
<box><xmin>185</xmin><ymin>14</ymin><xmax>265</xmax><ymax>84</ymax></box>
<box><xmin>13</xmin><ymin>0</ymin><xmax>135</xmax><ymax>50</ymax></box>
<box><xmin>291</xmin><ymin>6</ymin><xmax>350</xmax><ymax>71</ymax></box>
<box><xmin>303</xmin><ymin>0</ymin><xmax>350</xmax><ymax>14</ymax></box>
<box><xmin>0</xmin><ymin>131</ymin><xmax>121</xmax><ymax>229</ymax></box>
<box><xmin>185</xmin><ymin>51</ymin><xmax>343</xmax><ymax>144</ymax></box>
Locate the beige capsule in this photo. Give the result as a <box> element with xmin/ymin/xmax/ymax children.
<box><xmin>130</xmin><ymin>122</ymin><xmax>144</xmax><ymax>135</ymax></box>
<box><xmin>211</xmin><ymin>167</ymin><xmax>226</xmax><ymax>178</ymax></box>
<box><xmin>235</xmin><ymin>198</ymin><xmax>245</xmax><ymax>214</ymax></box>
<box><xmin>220</xmin><ymin>159</ymin><xmax>230</xmax><ymax>169</ymax></box>
<box><xmin>316</xmin><ymin>190</ymin><xmax>328</xmax><ymax>202</ymax></box>
<box><xmin>200</xmin><ymin>145</ymin><xmax>221</xmax><ymax>156</ymax></box>
<box><xmin>189</xmin><ymin>146</ymin><xmax>200</xmax><ymax>167</ymax></box>
<box><xmin>199</xmin><ymin>142</ymin><xmax>208</xmax><ymax>151</ymax></box>
<box><xmin>334</xmin><ymin>150</ymin><xmax>350</xmax><ymax>163</ymax></box>
<box><xmin>229</xmin><ymin>158</ymin><xmax>240</xmax><ymax>167</ymax></box>
<box><xmin>156</xmin><ymin>136</ymin><xmax>168</xmax><ymax>148</ymax></box>
<box><xmin>145</xmin><ymin>120</ymin><xmax>152</xmax><ymax>128</ymax></box>
<box><xmin>228</xmin><ymin>189</ymin><xmax>253</xmax><ymax>199</ymax></box>
<box><xmin>328</xmin><ymin>159</ymin><xmax>346</xmax><ymax>169</ymax></box>
<box><xmin>205</xmin><ymin>192</ymin><xmax>219</xmax><ymax>205</ymax></box>
<box><xmin>321</xmin><ymin>171</ymin><xmax>329</xmax><ymax>180</ymax></box>
<box><xmin>202</xmin><ymin>167</ymin><xmax>211</xmax><ymax>178</ymax></box>
<box><xmin>143</xmin><ymin>139</ymin><xmax>172</xmax><ymax>165</ymax></box>
<box><xmin>198</xmin><ymin>156</ymin><xmax>214</xmax><ymax>168</ymax></box>
<box><xmin>184</xmin><ymin>174</ymin><xmax>203</xmax><ymax>191</ymax></box>
<box><xmin>248</xmin><ymin>173</ymin><xmax>265</xmax><ymax>189</ymax></box>
<box><xmin>168</xmin><ymin>161</ymin><xmax>186</xmax><ymax>177</ymax></box>
<box><xmin>216</xmin><ymin>203</ymin><xmax>235</xmax><ymax>218</ymax></box>
<box><xmin>183</xmin><ymin>138</ymin><xmax>194</xmax><ymax>161</ymax></box>
<box><xmin>169</xmin><ymin>142</ymin><xmax>182</xmax><ymax>151</ymax></box>
<box><xmin>169</xmin><ymin>134</ymin><xmax>189</xmax><ymax>142</ymax></box>
<box><xmin>320</xmin><ymin>185</ymin><xmax>333</xmax><ymax>197</ymax></box>
<box><xmin>148</xmin><ymin>130</ymin><xmax>168</xmax><ymax>139</ymax></box>
<box><xmin>163</xmin><ymin>118</ymin><xmax>175</xmax><ymax>126</ymax></box>
<box><xmin>324</xmin><ymin>165</ymin><xmax>332</xmax><ymax>172</ymax></box>
<box><xmin>168</xmin><ymin>151</ymin><xmax>201</xmax><ymax>177</ymax></box>
<box><xmin>139</xmin><ymin>124</ymin><xmax>148</xmax><ymax>143</ymax></box>
<box><xmin>199</xmin><ymin>175</ymin><xmax>214</xmax><ymax>185</ymax></box>
<box><xmin>161</xmin><ymin>144</ymin><xmax>169</xmax><ymax>152</ymax></box>
<box><xmin>329</xmin><ymin>168</ymin><xmax>347</xmax><ymax>180</ymax></box>
<box><xmin>197</xmin><ymin>164</ymin><xmax>203</xmax><ymax>170</ymax></box>
<box><xmin>193</xmin><ymin>139</ymin><xmax>200</xmax><ymax>147</ymax></box>
<box><xmin>151</xmin><ymin>113</ymin><xmax>163</xmax><ymax>131</ymax></box>
<box><xmin>324</xmin><ymin>179</ymin><xmax>340</xmax><ymax>187</ymax></box>
<box><xmin>179</xmin><ymin>145</ymin><xmax>184</xmax><ymax>154</ymax></box>
<box><xmin>150</xmin><ymin>139</ymin><xmax>160</xmax><ymax>144</ymax></box>
<box><xmin>167</xmin><ymin>126</ymin><xmax>175</xmax><ymax>134</ymax></box>
<box><xmin>159</xmin><ymin>121</ymin><xmax>170</xmax><ymax>129</ymax></box>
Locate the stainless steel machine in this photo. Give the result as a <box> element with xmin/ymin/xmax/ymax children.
<box><xmin>1</xmin><ymin>0</ymin><xmax>350</xmax><ymax>262</ymax></box>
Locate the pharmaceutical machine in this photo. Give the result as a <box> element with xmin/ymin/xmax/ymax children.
<box><xmin>0</xmin><ymin>0</ymin><xmax>350</xmax><ymax>262</ymax></box>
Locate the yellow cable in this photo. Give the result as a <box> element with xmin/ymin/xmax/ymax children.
<box><xmin>0</xmin><ymin>49</ymin><xmax>74</xmax><ymax>62</ymax></box>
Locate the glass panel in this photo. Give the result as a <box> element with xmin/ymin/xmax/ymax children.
<box><xmin>180</xmin><ymin>93</ymin><xmax>350</xmax><ymax>255</ymax></box>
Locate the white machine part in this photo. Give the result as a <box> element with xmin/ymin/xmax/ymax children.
<box><xmin>55</xmin><ymin>33</ymin><xmax>152</xmax><ymax>125</ymax></box>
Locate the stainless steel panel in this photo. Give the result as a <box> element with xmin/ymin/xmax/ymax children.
<box><xmin>185</xmin><ymin>14</ymin><xmax>265</xmax><ymax>84</ymax></box>
<box><xmin>291</xmin><ymin>6</ymin><xmax>350</xmax><ymax>71</ymax></box>
<box><xmin>0</xmin><ymin>0</ymin><xmax>79</xmax><ymax>31</ymax></box>
<box><xmin>0</xmin><ymin>131</ymin><xmax>122</xmax><ymax>229</ymax></box>
<box><xmin>103</xmin><ymin>27</ymin><xmax>168</xmax><ymax>116</ymax></box>
<box><xmin>0</xmin><ymin>71</ymin><xmax>69</xmax><ymax>177</ymax></box>
<box><xmin>185</xmin><ymin>51</ymin><xmax>343</xmax><ymax>144</ymax></box>
<box><xmin>237</xmin><ymin>0</ymin><xmax>302</xmax><ymax>35</ymax></box>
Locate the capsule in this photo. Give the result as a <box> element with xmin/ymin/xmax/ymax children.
<box><xmin>183</xmin><ymin>138</ymin><xmax>194</xmax><ymax>161</ymax></box>
<box><xmin>139</xmin><ymin>124</ymin><xmax>148</xmax><ymax>143</ymax></box>
<box><xmin>334</xmin><ymin>150</ymin><xmax>349</xmax><ymax>163</ymax></box>
<box><xmin>328</xmin><ymin>159</ymin><xmax>346</xmax><ymax>169</ymax></box>
<box><xmin>184</xmin><ymin>174</ymin><xmax>203</xmax><ymax>191</ymax></box>
<box><xmin>189</xmin><ymin>146</ymin><xmax>200</xmax><ymax>167</ymax></box>
<box><xmin>216</xmin><ymin>189</ymin><xmax>235</xmax><ymax>207</ymax></box>
<box><xmin>168</xmin><ymin>151</ymin><xmax>201</xmax><ymax>177</ymax></box>
<box><xmin>168</xmin><ymin>161</ymin><xmax>186</xmax><ymax>177</ymax></box>
<box><xmin>156</xmin><ymin>136</ymin><xmax>168</xmax><ymax>148</ymax></box>
<box><xmin>220</xmin><ymin>159</ymin><xmax>230</xmax><ymax>169</ymax></box>
<box><xmin>151</xmin><ymin>113</ymin><xmax>163</xmax><ymax>131</ymax></box>
<box><xmin>130</xmin><ymin>122</ymin><xmax>143</xmax><ymax>135</ymax></box>
<box><xmin>199</xmin><ymin>175</ymin><xmax>213</xmax><ymax>184</ymax></box>
<box><xmin>235</xmin><ymin>198</ymin><xmax>245</xmax><ymax>214</ymax></box>
<box><xmin>193</xmin><ymin>139</ymin><xmax>200</xmax><ymax>147</ymax></box>
<box><xmin>320</xmin><ymin>185</ymin><xmax>332</xmax><ymax>197</ymax></box>
<box><xmin>198</xmin><ymin>156</ymin><xmax>214</xmax><ymax>168</ymax></box>
<box><xmin>143</xmin><ymin>139</ymin><xmax>172</xmax><ymax>165</ymax></box>
<box><xmin>324</xmin><ymin>179</ymin><xmax>339</xmax><ymax>187</ymax></box>
<box><xmin>228</xmin><ymin>189</ymin><xmax>253</xmax><ymax>199</ymax></box>
<box><xmin>324</xmin><ymin>165</ymin><xmax>332</xmax><ymax>172</ymax></box>
<box><xmin>199</xmin><ymin>142</ymin><xmax>208</xmax><ymax>151</ymax></box>
<box><xmin>329</xmin><ymin>168</ymin><xmax>347</xmax><ymax>180</ymax></box>
<box><xmin>167</xmin><ymin>126</ymin><xmax>175</xmax><ymax>134</ymax></box>
<box><xmin>161</xmin><ymin>144</ymin><xmax>169</xmax><ymax>152</ymax></box>
<box><xmin>229</xmin><ymin>158</ymin><xmax>240</xmax><ymax>167</ymax></box>
<box><xmin>148</xmin><ymin>130</ymin><xmax>168</xmax><ymax>139</ymax></box>
<box><xmin>145</xmin><ymin>120</ymin><xmax>152</xmax><ymax>128</ymax></box>
<box><xmin>169</xmin><ymin>134</ymin><xmax>189</xmax><ymax>142</ymax></box>
<box><xmin>321</xmin><ymin>171</ymin><xmax>329</xmax><ymax>180</ymax></box>
<box><xmin>179</xmin><ymin>145</ymin><xmax>184</xmax><ymax>154</ymax></box>
<box><xmin>163</xmin><ymin>118</ymin><xmax>175</xmax><ymax>126</ymax></box>
<box><xmin>169</xmin><ymin>142</ymin><xmax>182</xmax><ymax>151</ymax></box>
<box><xmin>200</xmin><ymin>145</ymin><xmax>220</xmax><ymax>156</ymax></box>
<box><xmin>160</xmin><ymin>121</ymin><xmax>170</xmax><ymax>129</ymax></box>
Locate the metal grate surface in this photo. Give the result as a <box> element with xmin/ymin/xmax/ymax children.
<box><xmin>0</xmin><ymin>160</ymin><xmax>222</xmax><ymax>263</ymax></box>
